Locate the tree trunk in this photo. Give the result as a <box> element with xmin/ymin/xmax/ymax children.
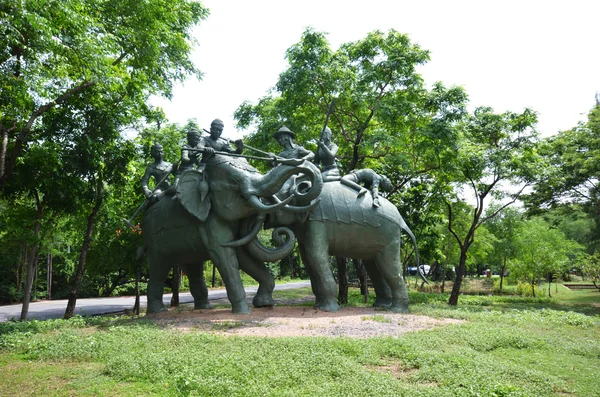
<box><xmin>336</xmin><ymin>256</ymin><xmax>348</xmax><ymax>304</ymax></box>
<box><xmin>531</xmin><ymin>277</ymin><xmax>536</xmax><ymax>298</ymax></box>
<box><xmin>500</xmin><ymin>255</ymin><xmax>507</xmax><ymax>291</ymax></box>
<box><xmin>20</xmin><ymin>192</ymin><xmax>45</xmax><ymax>321</ymax></box>
<box><xmin>352</xmin><ymin>259</ymin><xmax>368</xmax><ymax>303</ymax></box>
<box><xmin>64</xmin><ymin>179</ymin><xmax>103</xmax><ymax>319</ymax></box>
<box><xmin>441</xmin><ymin>266</ymin><xmax>446</xmax><ymax>293</ymax></box>
<box><xmin>47</xmin><ymin>253</ymin><xmax>52</xmax><ymax>300</ymax></box>
<box><xmin>448</xmin><ymin>249</ymin><xmax>468</xmax><ymax>306</ymax></box>
<box><xmin>102</xmin><ymin>271</ymin><xmax>126</xmax><ymax>297</ymax></box>
<box><xmin>16</xmin><ymin>246</ymin><xmax>26</xmax><ymax>295</ymax></box>
<box><xmin>0</xmin><ymin>128</ymin><xmax>7</xmax><ymax>180</ymax></box>
<box><xmin>547</xmin><ymin>272</ymin><xmax>552</xmax><ymax>298</ymax></box>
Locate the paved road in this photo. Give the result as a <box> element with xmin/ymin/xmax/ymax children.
<box><xmin>0</xmin><ymin>281</ymin><xmax>311</xmax><ymax>322</ymax></box>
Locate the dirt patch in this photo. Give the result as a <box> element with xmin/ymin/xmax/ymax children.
<box><xmin>146</xmin><ymin>305</ymin><xmax>463</xmax><ymax>338</ymax></box>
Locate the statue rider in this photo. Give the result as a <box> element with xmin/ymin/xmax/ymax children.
<box><xmin>270</xmin><ymin>125</ymin><xmax>314</xmax><ymax>165</ymax></box>
<box><xmin>199</xmin><ymin>118</ymin><xmax>244</xmax><ymax>160</ymax></box>
<box><xmin>314</xmin><ymin>126</ymin><xmax>341</xmax><ymax>182</ymax></box>
<box><xmin>175</xmin><ymin>119</ymin><xmax>244</xmax><ymax>185</ymax></box>
<box><xmin>141</xmin><ymin>142</ymin><xmax>175</xmax><ymax>204</ymax></box>
<box><xmin>341</xmin><ymin>169</ymin><xmax>393</xmax><ymax>208</ymax></box>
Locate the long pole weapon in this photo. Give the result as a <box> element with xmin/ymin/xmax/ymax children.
<box><xmin>123</xmin><ymin>159</ymin><xmax>180</xmax><ymax>230</ymax></box>
<box><xmin>321</xmin><ymin>99</ymin><xmax>335</xmax><ymax>133</ymax></box>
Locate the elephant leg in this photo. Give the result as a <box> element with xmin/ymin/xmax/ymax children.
<box><xmin>202</xmin><ymin>217</ymin><xmax>250</xmax><ymax>314</ymax></box>
<box><xmin>364</xmin><ymin>259</ymin><xmax>392</xmax><ymax>307</ymax></box>
<box><xmin>237</xmin><ymin>247</ymin><xmax>275</xmax><ymax>307</ymax></box>
<box><xmin>374</xmin><ymin>241</ymin><xmax>409</xmax><ymax>313</ymax></box>
<box><xmin>298</xmin><ymin>243</ymin><xmax>322</xmax><ymax>308</ymax></box>
<box><xmin>146</xmin><ymin>256</ymin><xmax>170</xmax><ymax>313</ymax></box>
<box><xmin>300</xmin><ymin>224</ymin><xmax>340</xmax><ymax>312</ymax></box>
<box><xmin>184</xmin><ymin>263</ymin><xmax>213</xmax><ymax>310</ymax></box>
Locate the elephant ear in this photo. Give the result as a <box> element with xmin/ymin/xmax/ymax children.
<box><xmin>176</xmin><ymin>169</ymin><xmax>211</xmax><ymax>222</ymax></box>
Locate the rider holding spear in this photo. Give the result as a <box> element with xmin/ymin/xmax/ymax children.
<box><xmin>181</xmin><ymin>119</ymin><xmax>244</xmax><ymax>170</ymax></box>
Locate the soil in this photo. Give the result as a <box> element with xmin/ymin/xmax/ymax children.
<box><xmin>146</xmin><ymin>302</ymin><xmax>463</xmax><ymax>338</ymax></box>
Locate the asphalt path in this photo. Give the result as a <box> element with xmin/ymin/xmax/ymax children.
<box><xmin>0</xmin><ymin>281</ymin><xmax>311</xmax><ymax>322</ymax></box>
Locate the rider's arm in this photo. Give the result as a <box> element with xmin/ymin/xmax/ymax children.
<box><xmin>141</xmin><ymin>166</ymin><xmax>153</xmax><ymax>197</ymax></box>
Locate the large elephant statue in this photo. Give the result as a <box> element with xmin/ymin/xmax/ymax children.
<box><xmin>260</xmin><ymin>180</ymin><xmax>420</xmax><ymax>313</ymax></box>
<box><xmin>142</xmin><ymin>155</ymin><xmax>322</xmax><ymax>314</ymax></box>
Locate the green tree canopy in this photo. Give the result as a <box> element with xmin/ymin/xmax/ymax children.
<box><xmin>0</xmin><ymin>0</ymin><xmax>208</xmax><ymax>191</ymax></box>
<box><xmin>525</xmin><ymin>102</ymin><xmax>600</xmax><ymax>252</ymax></box>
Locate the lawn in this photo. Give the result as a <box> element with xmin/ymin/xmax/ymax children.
<box><xmin>0</xmin><ymin>285</ymin><xmax>598</xmax><ymax>397</ymax></box>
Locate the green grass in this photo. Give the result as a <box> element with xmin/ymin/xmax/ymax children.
<box><xmin>1</xmin><ymin>286</ymin><xmax>599</xmax><ymax>397</ymax></box>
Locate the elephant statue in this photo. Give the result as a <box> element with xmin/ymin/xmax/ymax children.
<box><xmin>259</xmin><ymin>180</ymin><xmax>421</xmax><ymax>313</ymax></box>
<box><xmin>142</xmin><ymin>155</ymin><xmax>323</xmax><ymax>314</ymax></box>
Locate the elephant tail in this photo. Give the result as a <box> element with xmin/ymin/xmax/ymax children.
<box><xmin>400</xmin><ymin>224</ymin><xmax>428</xmax><ymax>285</ymax></box>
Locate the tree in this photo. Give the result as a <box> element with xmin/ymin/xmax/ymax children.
<box><xmin>442</xmin><ymin>106</ymin><xmax>539</xmax><ymax>305</ymax></box>
<box><xmin>485</xmin><ymin>207</ymin><xmax>523</xmax><ymax>290</ymax></box>
<box><xmin>581</xmin><ymin>253</ymin><xmax>600</xmax><ymax>291</ymax></box>
<box><xmin>0</xmin><ymin>0</ymin><xmax>208</xmax><ymax>191</ymax></box>
<box><xmin>1</xmin><ymin>0</ymin><xmax>208</xmax><ymax>320</ymax></box>
<box><xmin>525</xmin><ymin>102</ymin><xmax>600</xmax><ymax>252</ymax></box>
<box><xmin>235</xmin><ymin>28</ymin><xmax>467</xmax><ymax>301</ymax></box>
<box><xmin>513</xmin><ymin>217</ymin><xmax>582</xmax><ymax>297</ymax></box>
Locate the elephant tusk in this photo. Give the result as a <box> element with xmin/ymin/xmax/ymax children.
<box><xmin>248</xmin><ymin>194</ymin><xmax>294</xmax><ymax>213</ymax></box>
<box><xmin>221</xmin><ymin>215</ymin><xmax>266</xmax><ymax>248</ymax></box>
<box><xmin>281</xmin><ymin>198</ymin><xmax>321</xmax><ymax>213</ymax></box>
<box><xmin>246</xmin><ymin>226</ymin><xmax>297</xmax><ymax>263</ymax></box>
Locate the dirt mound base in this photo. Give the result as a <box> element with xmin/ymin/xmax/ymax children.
<box><xmin>147</xmin><ymin>306</ymin><xmax>462</xmax><ymax>338</ymax></box>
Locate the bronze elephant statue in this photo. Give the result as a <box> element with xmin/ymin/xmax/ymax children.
<box><xmin>142</xmin><ymin>155</ymin><xmax>322</xmax><ymax>314</ymax></box>
<box><xmin>261</xmin><ymin>180</ymin><xmax>421</xmax><ymax>312</ymax></box>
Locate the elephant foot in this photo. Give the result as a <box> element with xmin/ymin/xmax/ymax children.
<box><xmin>388</xmin><ymin>304</ymin><xmax>409</xmax><ymax>313</ymax></box>
<box><xmin>373</xmin><ymin>298</ymin><xmax>392</xmax><ymax>308</ymax></box>
<box><xmin>147</xmin><ymin>301</ymin><xmax>167</xmax><ymax>314</ymax></box>
<box><xmin>231</xmin><ymin>300</ymin><xmax>251</xmax><ymax>314</ymax></box>
<box><xmin>195</xmin><ymin>301</ymin><xmax>214</xmax><ymax>310</ymax></box>
<box><xmin>253</xmin><ymin>294</ymin><xmax>275</xmax><ymax>308</ymax></box>
<box><xmin>316</xmin><ymin>300</ymin><xmax>341</xmax><ymax>312</ymax></box>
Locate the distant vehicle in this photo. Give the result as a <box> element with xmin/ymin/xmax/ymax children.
<box><xmin>407</xmin><ymin>265</ymin><xmax>430</xmax><ymax>276</ymax></box>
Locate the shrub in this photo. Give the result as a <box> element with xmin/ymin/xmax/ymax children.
<box><xmin>516</xmin><ymin>282</ymin><xmax>542</xmax><ymax>297</ymax></box>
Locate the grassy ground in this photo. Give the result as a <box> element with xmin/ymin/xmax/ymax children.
<box><xmin>1</xmin><ymin>284</ymin><xmax>598</xmax><ymax>397</ymax></box>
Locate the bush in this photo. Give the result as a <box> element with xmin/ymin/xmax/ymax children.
<box><xmin>516</xmin><ymin>282</ymin><xmax>541</xmax><ymax>297</ymax></box>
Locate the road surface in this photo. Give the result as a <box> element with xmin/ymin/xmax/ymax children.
<box><xmin>0</xmin><ymin>281</ymin><xmax>311</xmax><ymax>322</ymax></box>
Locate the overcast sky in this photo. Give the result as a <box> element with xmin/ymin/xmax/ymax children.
<box><xmin>151</xmin><ymin>0</ymin><xmax>600</xmax><ymax>140</ymax></box>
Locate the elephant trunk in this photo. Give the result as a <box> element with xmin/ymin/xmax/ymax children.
<box><xmin>221</xmin><ymin>215</ymin><xmax>266</xmax><ymax>248</ymax></box>
<box><xmin>246</xmin><ymin>160</ymin><xmax>323</xmax><ymax>203</ymax></box>
<box><xmin>289</xmin><ymin>161</ymin><xmax>323</xmax><ymax>205</ymax></box>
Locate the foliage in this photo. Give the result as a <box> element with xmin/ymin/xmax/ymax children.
<box><xmin>581</xmin><ymin>252</ymin><xmax>600</xmax><ymax>290</ymax></box>
<box><xmin>511</xmin><ymin>217</ymin><xmax>584</xmax><ymax>296</ymax></box>
<box><xmin>525</xmin><ymin>103</ymin><xmax>600</xmax><ymax>252</ymax></box>
<box><xmin>0</xmin><ymin>0</ymin><xmax>207</xmax><ymax>313</ymax></box>
<box><xmin>1</xmin><ymin>295</ymin><xmax>599</xmax><ymax>396</ymax></box>
<box><xmin>235</xmin><ymin>28</ymin><xmax>467</xmax><ymax>273</ymax></box>
<box><xmin>440</xmin><ymin>106</ymin><xmax>539</xmax><ymax>305</ymax></box>
<box><xmin>0</xmin><ymin>0</ymin><xmax>208</xmax><ymax>189</ymax></box>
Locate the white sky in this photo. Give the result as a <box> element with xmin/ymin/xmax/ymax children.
<box><xmin>151</xmin><ymin>0</ymin><xmax>600</xmax><ymax>140</ymax></box>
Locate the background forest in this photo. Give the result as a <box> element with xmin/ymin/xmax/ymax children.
<box><xmin>1</xmin><ymin>1</ymin><xmax>599</xmax><ymax>321</ymax></box>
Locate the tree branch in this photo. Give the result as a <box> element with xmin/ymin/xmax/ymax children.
<box><xmin>446</xmin><ymin>201</ymin><xmax>464</xmax><ymax>249</ymax></box>
<box><xmin>478</xmin><ymin>183</ymin><xmax>529</xmax><ymax>225</ymax></box>
<box><xmin>1</xmin><ymin>80</ymin><xmax>96</xmax><ymax>188</ymax></box>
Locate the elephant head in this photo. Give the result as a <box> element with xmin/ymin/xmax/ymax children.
<box><xmin>177</xmin><ymin>156</ymin><xmax>321</xmax><ymax>221</ymax></box>
<box><xmin>175</xmin><ymin>155</ymin><xmax>323</xmax><ymax>262</ymax></box>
